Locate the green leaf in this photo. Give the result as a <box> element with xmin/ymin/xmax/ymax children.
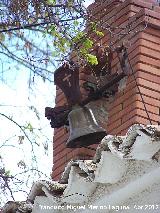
<box><xmin>48</xmin><ymin>25</ymin><xmax>57</xmax><ymax>34</ymax></box>
<box><xmin>73</xmin><ymin>20</ymin><xmax>79</xmax><ymax>27</ymax></box>
<box><xmin>72</xmin><ymin>32</ymin><xmax>86</xmax><ymax>43</ymax></box>
<box><xmin>42</xmin><ymin>32</ymin><xmax>46</xmax><ymax>38</ymax></box>
<box><xmin>65</xmin><ymin>40</ymin><xmax>71</xmax><ymax>47</ymax></box>
<box><xmin>86</xmin><ymin>54</ymin><xmax>98</xmax><ymax>65</ymax></box>
<box><xmin>0</xmin><ymin>33</ymin><xmax>5</xmax><ymax>42</ymax></box>
<box><xmin>68</xmin><ymin>0</ymin><xmax>74</xmax><ymax>7</ymax></box>
<box><xmin>60</xmin><ymin>38</ymin><xmax>67</xmax><ymax>46</ymax></box>
<box><xmin>47</xmin><ymin>0</ymin><xmax>56</xmax><ymax>5</ymax></box>
<box><xmin>83</xmin><ymin>38</ymin><xmax>93</xmax><ymax>49</ymax></box>
<box><xmin>5</xmin><ymin>170</ymin><xmax>11</xmax><ymax>176</ymax></box>
<box><xmin>91</xmin><ymin>22</ymin><xmax>97</xmax><ymax>31</ymax></box>
<box><xmin>26</xmin><ymin>123</ymin><xmax>33</xmax><ymax>132</ymax></box>
<box><xmin>52</xmin><ymin>51</ymin><xmax>59</xmax><ymax>57</ymax></box>
<box><xmin>80</xmin><ymin>48</ymin><xmax>87</xmax><ymax>56</ymax></box>
<box><xmin>96</xmin><ymin>31</ymin><xmax>104</xmax><ymax>37</ymax></box>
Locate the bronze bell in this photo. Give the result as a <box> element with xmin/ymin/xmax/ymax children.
<box><xmin>66</xmin><ymin>106</ymin><xmax>107</xmax><ymax>148</ymax></box>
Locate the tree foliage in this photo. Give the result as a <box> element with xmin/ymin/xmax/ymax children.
<box><xmin>0</xmin><ymin>0</ymin><xmax>85</xmax><ymax>79</ymax></box>
<box><xmin>0</xmin><ymin>0</ymin><xmax>105</xmax><ymax>81</ymax></box>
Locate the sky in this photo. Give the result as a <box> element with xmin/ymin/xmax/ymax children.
<box><xmin>0</xmin><ymin>75</ymin><xmax>54</xmax><ymax>169</ymax></box>
<box><xmin>84</xmin><ymin>0</ymin><xmax>94</xmax><ymax>7</ymax></box>
<box><xmin>0</xmin><ymin>70</ymin><xmax>55</xmax><ymax>202</ymax></box>
<box><xmin>0</xmin><ymin>0</ymin><xmax>95</xmax><ymax>203</ymax></box>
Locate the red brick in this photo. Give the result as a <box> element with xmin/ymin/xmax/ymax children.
<box><xmin>146</xmin><ymin>0</ymin><xmax>159</xmax><ymax>4</ymax></box>
<box><xmin>138</xmin><ymin>95</ymin><xmax>160</xmax><ymax>107</ymax></box>
<box><xmin>52</xmin><ymin>174</ymin><xmax>61</xmax><ymax>181</ymax></box>
<box><xmin>137</xmin><ymin>77</ymin><xmax>160</xmax><ymax>92</ymax></box>
<box><xmin>109</xmin><ymin>103</ymin><xmax>123</xmax><ymax>117</ymax></box>
<box><xmin>139</xmin><ymin>38</ymin><xmax>160</xmax><ymax>52</ymax></box>
<box><xmin>120</xmin><ymin>116</ymin><xmax>151</xmax><ymax>135</ymax></box>
<box><xmin>109</xmin><ymin>117</ymin><xmax>137</xmax><ymax>135</ymax></box>
<box><xmin>54</xmin><ymin>134</ymin><xmax>68</xmax><ymax>149</ymax></box>
<box><xmin>72</xmin><ymin>147</ymin><xmax>95</xmax><ymax>158</ymax></box>
<box><xmin>66</xmin><ymin>149</ymin><xmax>95</xmax><ymax>162</ymax></box>
<box><xmin>135</xmin><ymin>62</ymin><xmax>160</xmax><ymax>76</ymax></box>
<box><xmin>121</xmin><ymin>129</ymin><xmax>130</xmax><ymax>135</ymax></box>
<box><xmin>124</xmin><ymin>96</ymin><xmax>159</xmax><ymax>114</ymax></box>
<box><xmin>53</xmin><ymin>128</ymin><xmax>67</xmax><ymax>142</ymax></box>
<box><xmin>54</xmin><ymin>147</ymin><xmax>95</xmax><ymax>164</ymax></box>
<box><xmin>115</xmin><ymin>5</ymin><xmax>135</xmax><ymax>23</ymax></box>
<box><xmin>106</xmin><ymin>119</ymin><xmax>122</xmax><ymax>132</ymax></box>
<box><xmin>88</xmin><ymin>0</ymin><xmax>122</xmax><ymax>18</ymax></box>
<box><xmin>129</xmin><ymin>0</ymin><xmax>153</xmax><ymax>9</ymax></box>
<box><xmin>53</xmin><ymin>156</ymin><xmax>67</xmax><ymax>171</ymax></box>
<box><xmin>114</xmin><ymin>12</ymin><xmax>132</xmax><ymax>29</ymax></box>
<box><xmin>56</xmin><ymin>99</ymin><xmax>67</xmax><ymax>107</ymax></box>
<box><xmin>54</xmin><ymin>126</ymin><xmax>67</xmax><ymax>135</ymax></box>
<box><xmin>55</xmin><ymin>91</ymin><xmax>64</xmax><ymax>100</ymax></box>
<box><xmin>55</xmin><ymin>93</ymin><xmax>67</xmax><ymax>105</ymax></box>
<box><xmin>138</xmin><ymin>55</ymin><xmax>160</xmax><ymax>69</ymax></box>
<box><xmin>154</xmin><ymin>6</ymin><xmax>160</xmax><ymax>13</ymax></box>
<box><xmin>137</xmin><ymin>101</ymin><xmax>159</xmax><ymax>115</ymax></box>
<box><xmin>136</xmin><ymin>108</ymin><xmax>160</xmax><ymax>122</ymax></box>
<box><xmin>53</xmin><ymin>149</ymin><xmax>68</xmax><ymax>163</ymax></box>
<box><xmin>112</xmin><ymin>0</ymin><xmax>153</xmax><ymax>21</ymax></box>
<box><xmin>139</xmin><ymin>86</ymin><xmax>160</xmax><ymax>100</ymax></box>
<box><xmin>135</xmin><ymin>115</ymin><xmax>158</xmax><ymax>125</ymax></box>
<box><xmin>140</xmin><ymin>101</ymin><xmax>160</xmax><ymax>115</ymax></box>
<box><xmin>145</xmin><ymin>8</ymin><xmax>160</xmax><ymax>20</ymax></box>
<box><xmin>145</xmin><ymin>26</ymin><xmax>160</xmax><ymax>38</ymax></box>
<box><xmin>111</xmin><ymin>87</ymin><xmax>137</xmax><ymax>108</ymax></box>
<box><xmin>52</xmin><ymin>164</ymin><xmax>66</xmax><ymax>180</ymax></box>
<box><xmin>102</xmin><ymin>2</ymin><xmax>122</xmax><ymax>22</ymax></box>
<box><xmin>136</xmin><ymin>71</ymin><xmax>160</xmax><ymax>84</ymax></box>
<box><xmin>108</xmin><ymin>104</ymin><xmax>135</xmax><ymax>124</ymax></box>
<box><xmin>53</xmin><ymin>143</ymin><xmax>66</xmax><ymax>156</ymax></box>
<box><xmin>123</xmin><ymin>37</ymin><xmax>160</xmax><ymax>59</ymax></box>
<box><xmin>122</xmin><ymin>108</ymin><xmax>159</xmax><ymax>123</ymax></box>
<box><xmin>89</xmin><ymin>3</ymin><xmax>146</xmax><ymax>45</ymax></box>
<box><xmin>140</xmin><ymin>32</ymin><xmax>160</xmax><ymax>45</ymax></box>
<box><xmin>148</xmin><ymin>16</ymin><xmax>160</xmax><ymax>29</ymax></box>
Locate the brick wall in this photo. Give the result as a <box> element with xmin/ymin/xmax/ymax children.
<box><xmin>52</xmin><ymin>0</ymin><xmax>160</xmax><ymax>180</ymax></box>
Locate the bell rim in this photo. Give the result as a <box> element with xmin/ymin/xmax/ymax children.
<box><xmin>66</xmin><ymin>131</ymin><xmax>107</xmax><ymax>148</ymax></box>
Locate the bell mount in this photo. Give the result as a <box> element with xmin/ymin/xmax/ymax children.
<box><xmin>45</xmin><ymin>44</ymin><xmax>130</xmax><ymax>147</ymax></box>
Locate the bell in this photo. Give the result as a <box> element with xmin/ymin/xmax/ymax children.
<box><xmin>66</xmin><ymin>106</ymin><xmax>107</xmax><ymax>148</ymax></box>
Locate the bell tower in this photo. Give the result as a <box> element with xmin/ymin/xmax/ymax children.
<box><xmin>46</xmin><ymin>0</ymin><xmax>160</xmax><ymax>180</ymax></box>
